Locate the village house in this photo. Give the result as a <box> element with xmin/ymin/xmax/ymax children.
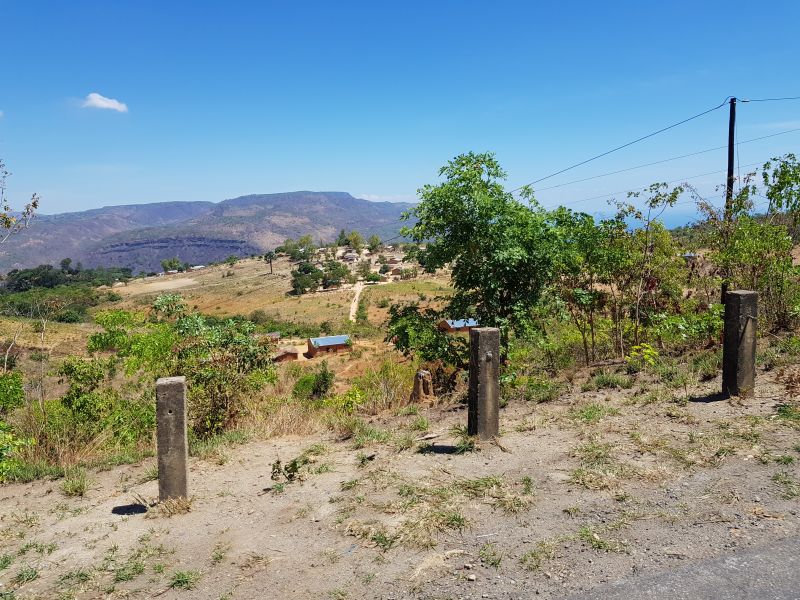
<box><xmin>274</xmin><ymin>347</ymin><xmax>299</xmax><ymax>363</ymax></box>
<box><xmin>437</xmin><ymin>318</ymin><xmax>479</xmax><ymax>333</ymax></box>
<box><xmin>306</xmin><ymin>334</ymin><xmax>352</xmax><ymax>357</ymax></box>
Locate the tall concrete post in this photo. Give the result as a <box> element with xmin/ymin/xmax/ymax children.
<box><xmin>468</xmin><ymin>327</ymin><xmax>500</xmax><ymax>440</ymax></box>
<box><xmin>157</xmin><ymin>376</ymin><xmax>188</xmax><ymax>501</ymax></box>
<box><xmin>722</xmin><ymin>291</ymin><xmax>758</xmax><ymax>398</ymax></box>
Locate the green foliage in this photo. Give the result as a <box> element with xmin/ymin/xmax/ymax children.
<box><xmin>88</xmin><ymin>300</ymin><xmax>275</xmax><ymax>437</ymax></box>
<box><xmin>625</xmin><ymin>343</ymin><xmax>659</xmax><ymax>373</ymax></box>
<box><xmin>717</xmin><ymin>216</ymin><xmax>794</xmax><ymax>328</ymax></box>
<box><xmin>403</xmin><ymin>152</ymin><xmax>563</xmax><ymax>351</ymax></box>
<box><xmin>0</xmin><ymin>284</ymin><xmax>105</xmax><ymax>321</ymax></box>
<box><xmin>347</xmin><ymin>231</ymin><xmax>365</xmax><ymax>252</ymax></box>
<box><xmin>152</xmin><ymin>293</ymin><xmax>187</xmax><ymax>320</ymax></box>
<box><xmin>0</xmin><ymin>371</ymin><xmax>24</xmax><ymax>414</ymax></box>
<box><xmin>160</xmin><ymin>257</ymin><xmax>182</xmax><ymax>271</ymax></box>
<box><xmin>58</xmin><ymin>356</ymin><xmax>118</xmax><ymax>425</ymax></box>
<box><xmin>0</xmin><ymin>422</ymin><xmax>33</xmax><ymax>483</ymax></box>
<box><xmin>279</xmin><ymin>235</ymin><xmax>316</xmax><ymax>261</ymax></box>
<box><xmin>386</xmin><ymin>304</ymin><xmax>467</xmax><ymax>368</ymax></box>
<box><xmin>293</xmin><ymin>361</ymin><xmax>335</xmax><ymax>400</ymax></box>
<box><xmin>763</xmin><ymin>153</ymin><xmax>800</xmax><ymax>219</ymax></box>
<box><xmin>2</xmin><ymin>263</ymin><xmax>132</xmax><ymax>292</ymax></box>
<box><xmin>291</xmin><ymin>262</ymin><xmax>323</xmax><ymax>295</ymax></box>
<box><xmin>367</xmin><ymin>234</ymin><xmax>382</xmax><ymax>253</ymax></box>
<box><xmin>322</xmin><ymin>260</ymin><xmax>349</xmax><ymax>288</ymax></box>
<box><xmin>651</xmin><ymin>304</ymin><xmax>724</xmax><ymax>347</ymax></box>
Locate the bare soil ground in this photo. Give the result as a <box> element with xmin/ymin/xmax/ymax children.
<box><xmin>2</xmin><ymin>363</ymin><xmax>798</xmax><ymax>599</ymax></box>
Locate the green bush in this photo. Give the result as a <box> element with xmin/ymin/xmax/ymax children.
<box><xmin>0</xmin><ymin>372</ymin><xmax>25</xmax><ymax>414</ymax></box>
<box><xmin>292</xmin><ymin>361</ymin><xmax>335</xmax><ymax>400</ymax></box>
<box><xmin>0</xmin><ymin>421</ymin><xmax>33</xmax><ymax>483</ymax></box>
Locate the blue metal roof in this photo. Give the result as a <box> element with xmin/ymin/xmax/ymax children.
<box><xmin>310</xmin><ymin>335</ymin><xmax>351</xmax><ymax>347</ymax></box>
<box><xmin>446</xmin><ymin>319</ymin><xmax>478</xmax><ymax>328</ymax></box>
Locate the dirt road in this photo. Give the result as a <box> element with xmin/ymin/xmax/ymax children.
<box><xmin>348</xmin><ymin>281</ymin><xmax>364</xmax><ymax>321</ymax></box>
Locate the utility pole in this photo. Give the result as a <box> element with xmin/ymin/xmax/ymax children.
<box><xmin>721</xmin><ymin>97</ymin><xmax>737</xmax><ymax>303</ymax></box>
<box><xmin>724</xmin><ymin>97</ymin><xmax>737</xmax><ymax>221</ymax></box>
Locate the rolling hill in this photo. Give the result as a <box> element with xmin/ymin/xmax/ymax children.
<box><xmin>0</xmin><ymin>192</ymin><xmax>414</xmax><ymax>273</ymax></box>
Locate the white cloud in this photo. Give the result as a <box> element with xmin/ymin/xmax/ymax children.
<box><xmin>82</xmin><ymin>92</ymin><xmax>128</xmax><ymax>113</ymax></box>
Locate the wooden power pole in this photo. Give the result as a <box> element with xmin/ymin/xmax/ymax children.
<box><xmin>721</xmin><ymin>97</ymin><xmax>737</xmax><ymax>303</ymax></box>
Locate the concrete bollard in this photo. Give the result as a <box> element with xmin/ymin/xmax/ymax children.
<box><xmin>722</xmin><ymin>291</ymin><xmax>758</xmax><ymax>398</ymax></box>
<box><xmin>156</xmin><ymin>376</ymin><xmax>189</xmax><ymax>501</ymax></box>
<box><xmin>468</xmin><ymin>327</ymin><xmax>500</xmax><ymax>440</ymax></box>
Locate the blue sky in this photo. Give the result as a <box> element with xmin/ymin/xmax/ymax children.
<box><xmin>1</xmin><ymin>0</ymin><xmax>799</xmax><ymax>225</ymax></box>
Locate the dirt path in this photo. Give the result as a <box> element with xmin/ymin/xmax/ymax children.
<box><xmin>348</xmin><ymin>281</ymin><xmax>365</xmax><ymax>321</ymax></box>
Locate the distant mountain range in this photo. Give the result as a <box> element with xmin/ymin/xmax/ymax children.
<box><xmin>0</xmin><ymin>192</ymin><xmax>415</xmax><ymax>273</ymax></box>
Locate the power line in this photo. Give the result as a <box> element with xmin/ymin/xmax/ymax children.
<box><xmin>529</xmin><ymin>127</ymin><xmax>800</xmax><ymax>194</ymax></box>
<box><xmin>538</xmin><ymin>158</ymin><xmax>768</xmax><ymax>210</ymax></box>
<box><xmin>742</xmin><ymin>96</ymin><xmax>800</xmax><ymax>103</ymax></box>
<box><xmin>509</xmin><ymin>97</ymin><xmax>732</xmax><ymax>192</ymax></box>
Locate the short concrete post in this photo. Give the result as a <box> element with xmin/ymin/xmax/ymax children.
<box><xmin>722</xmin><ymin>291</ymin><xmax>758</xmax><ymax>398</ymax></box>
<box><xmin>156</xmin><ymin>376</ymin><xmax>188</xmax><ymax>501</ymax></box>
<box><xmin>468</xmin><ymin>327</ymin><xmax>500</xmax><ymax>440</ymax></box>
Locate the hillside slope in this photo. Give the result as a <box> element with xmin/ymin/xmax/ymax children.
<box><xmin>0</xmin><ymin>192</ymin><xmax>414</xmax><ymax>273</ymax></box>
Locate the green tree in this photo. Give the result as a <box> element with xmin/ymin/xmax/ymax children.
<box><xmin>322</xmin><ymin>260</ymin><xmax>349</xmax><ymax>288</ymax></box>
<box><xmin>386</xmin><ymin>304</ymin><xmax>467</xmax><ymax>368</ymax></box>
<box><xmin>367</xmin><ymin>234</ymin><xmax>382</xmax><ymax>253</ymax></box>
<box><xmin>291</xmin><ymin>262</ymin><xmax>323</xmax><ymax>294</ymax></box>
<box><xmin>347</xmin><ymin>231</ymin><xmax>365</xmax><ymax>252</ymax></box>
<box><xmin>160</xmin><ymin>257</ymin><xmax>182</xmax><ymax>272</ymax></box>
<box><xmin>225</xmin><ymin>255</ymin><xmax>239</xmax><ymax>267</ymax></box>
<box><xmin>763</xmin><ymin>153</ymin><xmax>800</xmax><ymax>221</ymax></box>
<box><xmin>402</xmin><ymin>151</ymin><xmax>561</xmax><ymax>353</ymax></box>
<box><xmin>336</xmin><ymin>229</ymin><xmax>349</xmax><ymax>246</ymax></box>
<box><xmin>59</xmin><ymin>258</ymin><xmax>72</xmax><ymax>273</ymax></box>
<box><xmin>263</xmin><ymin>251</ymin><xmax>276</xmax><ymax>274</ymax></box>
<box><xmin>551</xmin><ymin>209</ymin><xmax>626</xmax><ymax>363</ymax></box>
<box><xmin>356</xmin><ymin>259</ymin><xmax>372</xmax><ymax>279</ymax></box>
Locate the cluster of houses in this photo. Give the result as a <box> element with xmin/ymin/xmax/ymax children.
<box><xmin>155</xmin><ymin>265</ymin><xmax>206</xmax><ymax>277</ymax></box>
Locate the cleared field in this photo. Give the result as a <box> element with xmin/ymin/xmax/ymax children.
<box><xmin>117</xmin><ymin>257</ymin><xmax>354</xmax><ymax>325</ymax></box>
<box><xmin>361</xmin><ymin>276</ymin><xmax>453</xmax><ymax>324</ymax></box>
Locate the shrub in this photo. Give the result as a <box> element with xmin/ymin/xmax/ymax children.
<box><xmin>293</xmin><ymin>361</ymin><xmax>335</xmax><ymax>400</ymax></box>
<box><xmin>0</xmin><ymin>422</ymin><xmax>33</xmax><ymax>483</ymax></box>
<box><xmin>0</xmin><ymin>371</ymin><xmax>25</xmax><ymax>414</ymax></box>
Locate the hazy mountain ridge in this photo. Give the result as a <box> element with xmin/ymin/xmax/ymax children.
<box><xmin>0</xmin><ymin>192</ymin><xmax>413</xmax><ymax>273</ymax></box>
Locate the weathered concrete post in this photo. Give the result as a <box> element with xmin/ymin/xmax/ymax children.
<box><xmin>156</xmin><ymin>376</ymin><xmax>188</xmax><ymax>501</ymax></box>
<box><xmin>722</xmin><ymin>291</ymin><xmax>758</xmax><ymax>398</ymax></box>
<box><xmin>468</xmin><ymin>327</ymin><xmax>500</xmax><ymax>439</ymax></box>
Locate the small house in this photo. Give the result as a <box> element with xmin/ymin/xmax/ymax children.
<box><xmin>274</xmin><ymin>347</ymin><xmax>299</xmax><ymax>363</ymax></box>
<box><xmin>438</xmin><ymin>318</ymin><xmax>478</xmax><ymax>333</ymax></box>
<box><xmin>307</xmin><ymin>334</ymin><xmax>352</xmax><ymax>357</ymax></box>
<box><xmin>388</xmin><ymin>257</ymin><xmax>401</xmax><ymax>265</ymax></box>
<box><xmin>390</xmin><ymin>267</ymin><xmax>403</xmax><ymax>276</ymax></box>
<box><xmin>265</xmin><ymin>331</ymin><xmax>281</xmax><ymax>342</ymax></box>
<box><xmin>190</xmin><ymin>265</ymin><xmax>206</xmax><ymax>271</ymax></box>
